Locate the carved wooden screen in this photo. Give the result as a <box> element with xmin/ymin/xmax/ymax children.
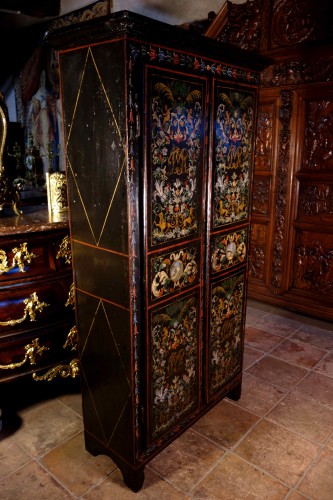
<box><xmin>206</xmin><ymin>0</ymin><xmax>333</xmax><ymax>320</ymax></box>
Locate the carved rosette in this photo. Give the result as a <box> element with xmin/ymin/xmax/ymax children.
<box><xmin>271</xmin><ymin>0</ymin><xmax>317</xmax><ymax>48</ymax></box>
<box><xmin>270</xmin><ymin>90</ymin><xmax>293</xmax><ymax>290</ymax></box>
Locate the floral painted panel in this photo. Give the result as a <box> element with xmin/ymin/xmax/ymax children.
<box><xmin>150</xmin><ymin>293</ymin><xmax>199</xmax><ymax>441</ymax></box>
<box><xmin>209</xmin><ymin>272</ymin><xmax>245</xmax><ymax>397</ymax></box>
<box><xmin>148</xmin><ymin>72</ymin><xmax>205</xmax><ymax>246</ymax></box>
<box><xmin>211</xmin><ymin>228</ymin><xmax>247</xmax><ymax>274</ymax></box>
<box><xmin>150</xmin><ymin>243</ymin><xmax>200</xmax><ymax>301</ymax></box>
<box><xmin>213</xmin><ymin>87</ymin><xmax>255</xmax><ymax>228</ymax></box>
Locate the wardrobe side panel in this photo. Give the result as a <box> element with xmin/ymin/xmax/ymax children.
<box><xmin>59</xmin><ymin>41</ymin><xmax>137</xmax><ymax>463</ymax></box>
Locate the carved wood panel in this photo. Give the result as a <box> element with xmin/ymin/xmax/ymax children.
<box><xmin>301</xmin><ymin>98</ymin><xmax>333</xmax><ymax>172</ymax></box>
<box><xmin>298</xmin><ymin>181</ymin><xmax>333</xmax><ymax>221</ymax></box>
<box><xmin>252</xmin><ymin>176</ymin><xmax>271</xmax><ymax>217</ymax></box>
<box><xmin>255</xmin><ymin>103</ymin><xmax>275</xmax><ymax>170</ymax></box>
<box><xmin>249</xmin><ymin>223</ymin><xmax>267</xmax><ymax>281</ymax></box>
<box><xmin>205</xmin><ymin>0</ymin><xmax>333</xmax><ymax>320</ymax></box>
<box><xmin>270</xmin><ymin>90</ymin><xmax>293</xmax><ymax>291</ymax></box>
<box><xmin>214</xmin><ymin>0</ymin><xmax>332</xmax><ymax>53</ymax></box>
<box><xmin>293</xmin><ymin>231</ymin><xmax>333</xmax><ymax>296</ymax></box>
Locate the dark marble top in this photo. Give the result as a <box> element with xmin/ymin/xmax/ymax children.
<box><xmin>0</xmin><ymin>204</ymin><xmax>69</xmax><ymax>236</ymax></box>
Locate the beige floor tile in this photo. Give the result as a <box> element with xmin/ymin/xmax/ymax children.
<box><xmin>325</xmin><ymin>433</ymin><xmax>333</xmax><ymax>450</ymax></box>
<box><xmin>292</xmin><ymin>325</ymin><xmax>333</xmax><ymax>350</ymax></box>
<box><xmin>273</xmin><ymin>309</ymin><xmax>332</xmax><ymax>331</ymax></box>
<box><xmin>232</xmin><ymin>374</ymin><xmax>285</xmax><ymax>416</ymax></box>
<box><xmin>0</xmin><ymin>461</ymin><xmax>73</xmax><ymax>499</ymax></box>
<box><xmin>243</xmin><ymin>345</ymin><xmax>264</xmax><ymax>369</ymax></box>
<box><xmin>298</xmin><ymin>448</ymin><xmax>333</xmax><ymax>500</ymax></box>
<box><xmin>314</xmin><ymin>351</ymin><xmax>333</xmax><ymax>378</ymax></box>
<box><xmin>294</xmin><ymin>371</ymin><xmax>333</xmax><ymax>410</ymax></box>
<box><xmin>245</xmin><ymin>306</ymin><xmax>270</xmax><ymax>325</ymax></box>
<box><xmin>0</xmin><ymin>435</ymin><xmax>31</xmax><ymax>480</ymax></box>
<box><xmin>287</xmin><ymin>490</ymin><xmax>311</xmax><ymax>500</ymax></box>
<box><xmin>192</xmin><ymin>399</ymin><xmax>259</xmax><ymax>449</ymax></box>
<box><xmin>247</xmin><ymin>355</ymin><xmax>308</xmax><ymax>389</ymax></box>
<box><xmin>234</xmin><ymin>419</ymin><xmax>319</xmax><ymax>487</ymax></box>
<box><xmin>148</xmin><ymin>427</ymin><xmax>225</xmax><ymax>493</ymax></box>
<box><xmin>267</xmin><ymin>392</ymin><xmax>333</xmax><ymax>443</ymax></box>
<box><xmin>270</xmin><ymin>338</ymin><xmax>327</xmax><ymax>368</ymax></box>
<box><xmin>41</xmin><ymin>431</ymin><xmax>117</xmax><ymax>496</ymax></box>
<box><xmin>253</xmin><ymin>313</ymin><xmax>303</xmax><ymax>337</ymax></box>
<box><xmin>58</xmin><ymin>392</ymin><xmax>83</xmax><ymax>416</ymax></box>
<box><xmin>14</xmin><ymin>400</ymin><xmax>83</xmax><ymax>457</ymax></box>
<box><xmin>245</xmin><ymin>326</ymin><xmax>284</xmax><ymax>352</ymax></box>
<box><xmin>83</xmin><ymin>467</ymin><xmax>186</xmax><ymax>499</ymax></box>
<box><xmin>191</xmin><ymin>453</ymin><xmax>289</xmax><ymax>499</ymax></box>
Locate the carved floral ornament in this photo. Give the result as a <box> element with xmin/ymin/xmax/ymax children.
<box><xmin>212</xmin><ymin>0</ymin><xmax>331</xmax><ymax>50</ymax></box>
<box><xmin>260</xmin><ymin>59</ymin><xmax>333</xmax><ymax>88</ymax></box>
<box><xmin>0</xmin><ymin>242</ymin><xmax>37</xmax><ymax>274</ymax></box>
<box><xmin>205</xmin><ymin>0</ymin><xmax>333</xmax><ymax>87</ymax></box>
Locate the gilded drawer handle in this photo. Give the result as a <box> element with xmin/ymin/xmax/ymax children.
<box><xmin>0</xmin><ymin>292</ymin><xmax>49</xmax><ymax>327</ymax></box>
<box><xmin>56</xmin><ymin>235</ymin><xmax>72</xmax><ymax>264</ymax></box>
<box><xmin>32</xmin><ymin>358</ymin><xmax>80</xmax><ymax>381</ymax></box>
<box><xmin>0</xmin><ymin>243</ymin><xmax>37</xmax><ymax>274</ymax></box>
<box><xmin>65</xmin><ymin>282</ymin><xmax>75</xmax><ymax>308</ymax></box>
<box><xmin>0</xmin><ymin>337</ymin><xmax>49</xmax><ymax>370</ymax></box>
<box><xmin>63</xmin><ymin>325</ymin><xmax>78</xmax><ymax>350</ymax></box>
<box><xmin>32</xmin><ymin>326</ymin><xmax>79</xmax><ymax>381</ymax></box>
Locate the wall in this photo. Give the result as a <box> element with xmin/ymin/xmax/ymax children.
<box><xmin>111</xmin><ymin>0</ymin><xmax>223</xmax><ymax>25</ymax></box>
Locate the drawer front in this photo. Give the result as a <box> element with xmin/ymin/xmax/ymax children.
<box><xmin>0</xmin><ymin>230</ymin><xmax>71</xmax><ymax>284</ymax></box>
<box><xmin>0</xmin><ymin>322</ymin><xmax>74</xmax><ymax>382</ymax></box>
<box><xmin>0</xmin><ymin>276</ymin><xmax>73</xmax><ymax>336</ymax></box>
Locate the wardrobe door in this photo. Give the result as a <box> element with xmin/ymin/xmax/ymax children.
<box><xmin>206</xmin><ymin>82</ymin><xmax>256</xmax><ymax>402</ymax></box>
<box><xmin>144</xmin><ymin>67</ymin><xmax>208</xmax><ymax>445</ymax></box>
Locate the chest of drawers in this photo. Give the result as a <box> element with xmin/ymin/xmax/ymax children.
<box><xmin>0</xmin><ymin>206</ymin><xmax>75</xmax><ymax>382</ymax></box>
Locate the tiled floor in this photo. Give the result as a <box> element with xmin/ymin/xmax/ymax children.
<box><xmin>1</xmin><ymin>299</ymin><xmax>333</xmax><ymax>499</ymax></box>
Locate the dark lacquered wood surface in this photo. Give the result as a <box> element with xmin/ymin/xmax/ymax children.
<box><xmin>0</xmin><ymin>204</ymin><xmax>68</xmax><ymax>235</ymax></box>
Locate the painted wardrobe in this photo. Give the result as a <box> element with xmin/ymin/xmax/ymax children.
<box><xmin>47</xmin><ymin>10</ymin><xmax>268</xmax><ymax>492</ymax></box>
